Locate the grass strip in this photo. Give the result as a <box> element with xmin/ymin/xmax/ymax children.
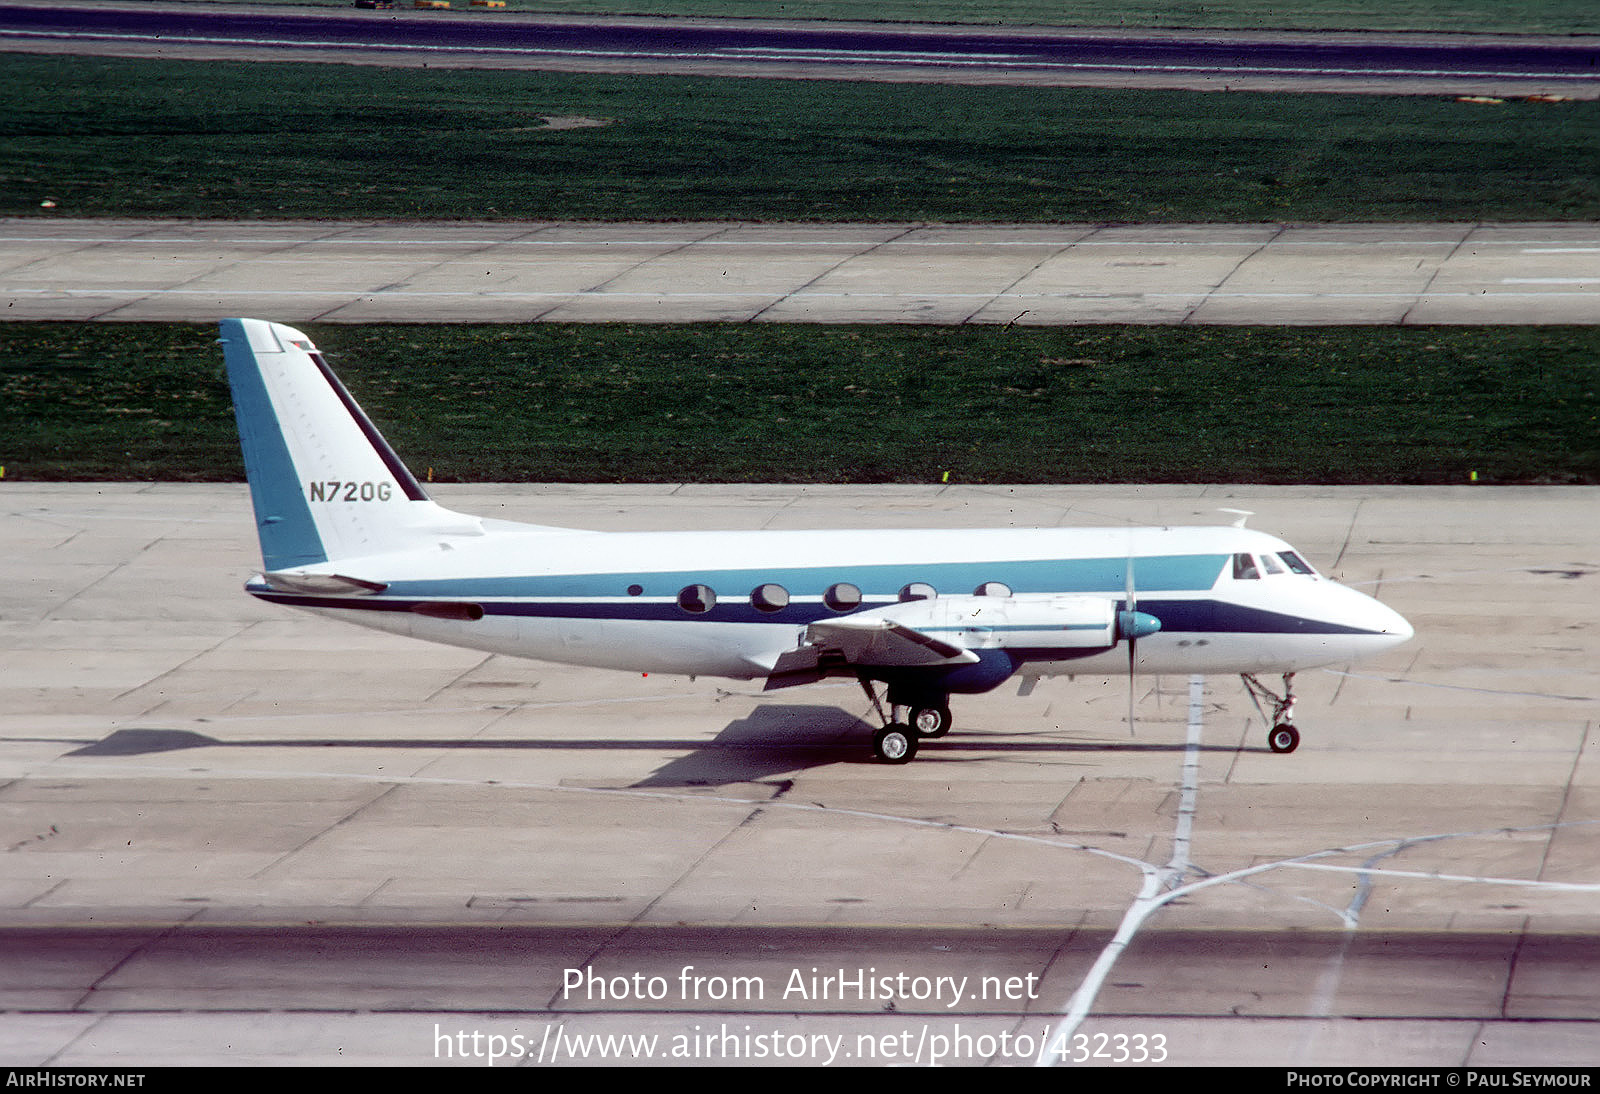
<box><xmin>5</xmin><ymin>55</ymin><xmax>1598</xmax><ymax>223</ymax></box>
<box><xmin>3</xmin><ymin>322</ymin><xmax>1596</xmax><ymax>485</ymax></box>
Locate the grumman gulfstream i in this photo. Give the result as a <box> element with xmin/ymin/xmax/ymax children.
<box><xmin>221</xmin><ymin>318</ymin><xmax>1413</xmax><ymax>764</ymax></box>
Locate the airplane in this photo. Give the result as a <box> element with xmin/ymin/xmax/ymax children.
<box><xmin>220</xmin><ymin>317</ymin><xmax>1414</xmax><ymax>764</ymax></box>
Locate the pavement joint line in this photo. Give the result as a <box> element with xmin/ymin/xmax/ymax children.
<box><xmin>581</xmin><ymin>223</ymin><xmax>738</xmax><ymax>298</ymax></box>
<box><xmin>1402</xmin><ymin>225</ymin><xmax>1473</xmax><ymax>324</ymax></box>
<box><xmin>1320</xmin><ymin>669</ymin><xmax>1594</xmax><ymax>703</ymax></box>
<box><xmin>1543</xmin><ymin>719</ymin><xmax>1596</xmax><ymax>882</ymax></box>
<box><xmin>747</xmin><ymin>224</ymin><xmax>919</xmax><ymax>323</ymax></box>
<box><xmin>1187</xmin><ymin>222</ymin><xmax>1283</xmax><ymax>323</ymax></box>
<box><xmin>964</xmin><ymin>233</ymin><xmax>1080</xmax><ymax>326</ymax></box>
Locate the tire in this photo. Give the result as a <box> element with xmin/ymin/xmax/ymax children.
<box><xmin>1268</xmin><ymin>723</ymin><xmax>1301</xmax><ymax>754</ymax></box>
<box><xmin>873</xmin><ymin>724</ymin><xmax>918</xmax><ymax>764</ymax></box>
<box><xmin>910</xmin><ymin>705</ymin><xmax>953</xmax><ymax>739</ymax></box>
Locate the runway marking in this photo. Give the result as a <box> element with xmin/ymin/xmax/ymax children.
<box><xmin>7</xmin><ymin>29</ymin><xmax>1594</xmax><ymax>84</ymax></box>
<box><xmin>1285</xmin><ymin>859</ymin><xmax>1600</xmax><ymax>892</ymax></box>
<box><xmin>1160</xmin><ymin>676</ymin><xmax>1205</xmax><ymax>888</ymax></box>
<box><xmin>722</xmin><ymin>47</ymin><xmax>1028</xmax><ymax>63</ymax></box>
<box><xmin>1037</xmin><ymin>673</ymin><xmax>1204</xmax><ymax>1065</ymax></box>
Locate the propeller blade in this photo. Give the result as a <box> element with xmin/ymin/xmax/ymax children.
<box><xmin>1116</xmin><ymin>548</ymin><xmax>1163</xmax><ymax>735</ymax></box>
<box><xmin>1126</xmin><ymin>551</ymin><xmax>1136</xmax><ymax>735</ymax></box>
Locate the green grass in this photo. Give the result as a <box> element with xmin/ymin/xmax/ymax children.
<box><xmin>4</xmin><ymin>323</ymin><xmax>1596</xmax><ymax>485</ymax></box>
<box><xmin>5</xmin><ymin>55</ymin><xmax>1598</xmax><ymax>223</ymax></box>
<box><xmin>153</xmin><ymin>0</ymin><xmax>1600</xmax><ymax>36</ymax></box>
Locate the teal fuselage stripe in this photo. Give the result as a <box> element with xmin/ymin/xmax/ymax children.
<box><xmin>221</xmin><ymin>319</ymin><xmax>327</xmax><ymax>571</ymax></box>
<box><xmin>379</xmin><ymin>553</ymin><xmax>1230</xmax><ymax>601</ymax></box>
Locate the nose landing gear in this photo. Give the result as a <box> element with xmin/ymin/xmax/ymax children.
<box><xmin>1243</xmin><ymin>672</ymin><xmax>1300</xmax><ymax>754</ymax></box>
<box><xmin>1267</xmin><ymin>722</ymin><xmax>1301</xmax><ymax>754</ymax></box>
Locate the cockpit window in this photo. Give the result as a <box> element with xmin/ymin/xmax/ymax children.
<box><xmin>1260</xmin><ymin>553</ymin><xmax>1285</xmax><ymax>575</ymax></box>
<box><xmin>1278</xmin><ymin>551</ymin><xmax>1317</xmax><ymax>576</ymax></box>
<box><xmin>1232</xmin><ymin>553</ymin><xmax>1260</xmax><ymax>580</ymax></box>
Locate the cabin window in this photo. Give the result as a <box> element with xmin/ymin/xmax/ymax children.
<box><xmin>677</xmin><ymin>584</ymin><xmax>716</xmax><ymax>614</ymax></box>
<box><xmin>627</xmin><ymin>584</ymin><xmax>644</xmax><ymax>597</ymax></box>
<box><xmin>974</xmin><ymin>581</ymin><xmax>1012</xmax><ymax>597</ymax></box>
<box><xmin>1278</xmin><ymin>551</ymin><xmax>1317</xmax><ymax>575</ymax></box>
<box><xmin>899</xmin><ymin>582</ymin><xmax>936</xmax><ymax>602</ymax></box>
<box><xmin>750</xmin><ymin>583</ymin><xmax>790</xmax><ymax>613</ymax></box>
<box><xmin>1232</xmin><ymin>553</ymin><xmax>1260</xmax><ymax>580</ymax></box>
<box><xmin>824</xmin><ymin>582</ymin><xmax>862</xmax><ymax>611</ymax></box>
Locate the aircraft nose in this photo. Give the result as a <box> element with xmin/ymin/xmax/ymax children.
<box><xmin>1325</xmin><ymin>581</ymin><xmax>1412</xmax><ymax>654</ymax></box>
<box><xmin>1365</xmin><ymin>596</ymin><xmax>1413</xmax><ymax>648</ymax></box>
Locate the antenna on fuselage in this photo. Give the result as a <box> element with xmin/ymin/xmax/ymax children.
<box><xmin>1218</xmin><ymin>508</ymin><xmax>1254</xmax><ymax>528</ymax></box>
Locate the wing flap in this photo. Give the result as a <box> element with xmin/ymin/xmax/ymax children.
<box><xmin>762</xmin><ymin>616</ymin><xmax>977</xmax><ymax>692</ymax></box>
<box><xmin>808</xmin><ymin>617</ymin><xmax>977</xmax><ymax>666</ymax></box>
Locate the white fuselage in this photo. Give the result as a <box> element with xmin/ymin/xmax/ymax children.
<box><xmin>250</xmin><ymin>520</ymin><xmax>1413</xmax><ymax>686</ymax></box>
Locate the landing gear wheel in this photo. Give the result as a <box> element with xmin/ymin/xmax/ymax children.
<box><xmin>910</xmin><ymin>705</ymin><xmax>953</xmax><ymax>739</ymax></box>
<box><xmin>873</xmin><ymin>724</ymin><xmax>918</xmax><ymax>764</ymax></box>
<box><xmin>1244</xmin><ymin>673</ymin><xmax>1302</xmax><ymax>754</ymax></box>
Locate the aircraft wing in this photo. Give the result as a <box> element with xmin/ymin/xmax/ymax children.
<box><xmin>763</xmin><ymin>615</ymin><xmax>977</xmax><ymax>691</ymax></box>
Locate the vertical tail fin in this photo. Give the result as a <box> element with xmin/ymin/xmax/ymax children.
<box><xmin>221</xmin><ymin>318</ymin><xmax>476</xmax><ymax>571</ymax></box>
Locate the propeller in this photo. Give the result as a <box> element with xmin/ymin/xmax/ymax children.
<box><xmin>1124</xmin><ymin>551</ymin><xmax>1137</xmax><ymax>734</ymax></box>
<box><xmin>1117</xmin><ymin>544</ymin><xmax>1163</xmax><ymax>735</ymax></box>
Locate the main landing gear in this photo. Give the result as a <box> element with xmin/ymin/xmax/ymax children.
<box><xmin>860</xmin><ymin>678</ymin><xmax>953</xmax><ymax>764</ymax></box>
<box><xmin>1242</xmin><ymin>672</ymin><xmax>1300</xmax><ymax>753</ymax></box>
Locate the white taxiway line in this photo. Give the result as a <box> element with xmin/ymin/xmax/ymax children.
<box><xmin>1037</xmin><ymin>674</ymin><xmax>1205</xmax><ymax>1066</ymax></box>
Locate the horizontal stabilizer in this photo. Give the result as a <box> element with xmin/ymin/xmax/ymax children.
<box><xmin>262</xmin><ymin>571</ymin><xmax>389</xmax><ymax>596</ymax></box>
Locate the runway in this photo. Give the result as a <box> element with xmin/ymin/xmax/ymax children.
<box><xmin>3</xmin><ymin>482</ymin><xmax>1596</xmax><ymax>1065</ymax></box>
<box><xmin>6</xmin><ymin>219</ymin><xmax>1599</xmax><ymax>325</ymax></box>
<box><xmin>3</xmin><ymin>2</ymin><xmax>1596</xmax><ymax>96</ymax></box>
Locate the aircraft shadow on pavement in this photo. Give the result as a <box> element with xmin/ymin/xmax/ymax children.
<box><xmin>60</xmin><ymin>713</ymin><xmax>1247</xmax><ymax>789</ymax></box>
<box><xmin>56</xmin><ymin>709</ymin><xmax>871</xmax><ymax>789</ymax></box>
